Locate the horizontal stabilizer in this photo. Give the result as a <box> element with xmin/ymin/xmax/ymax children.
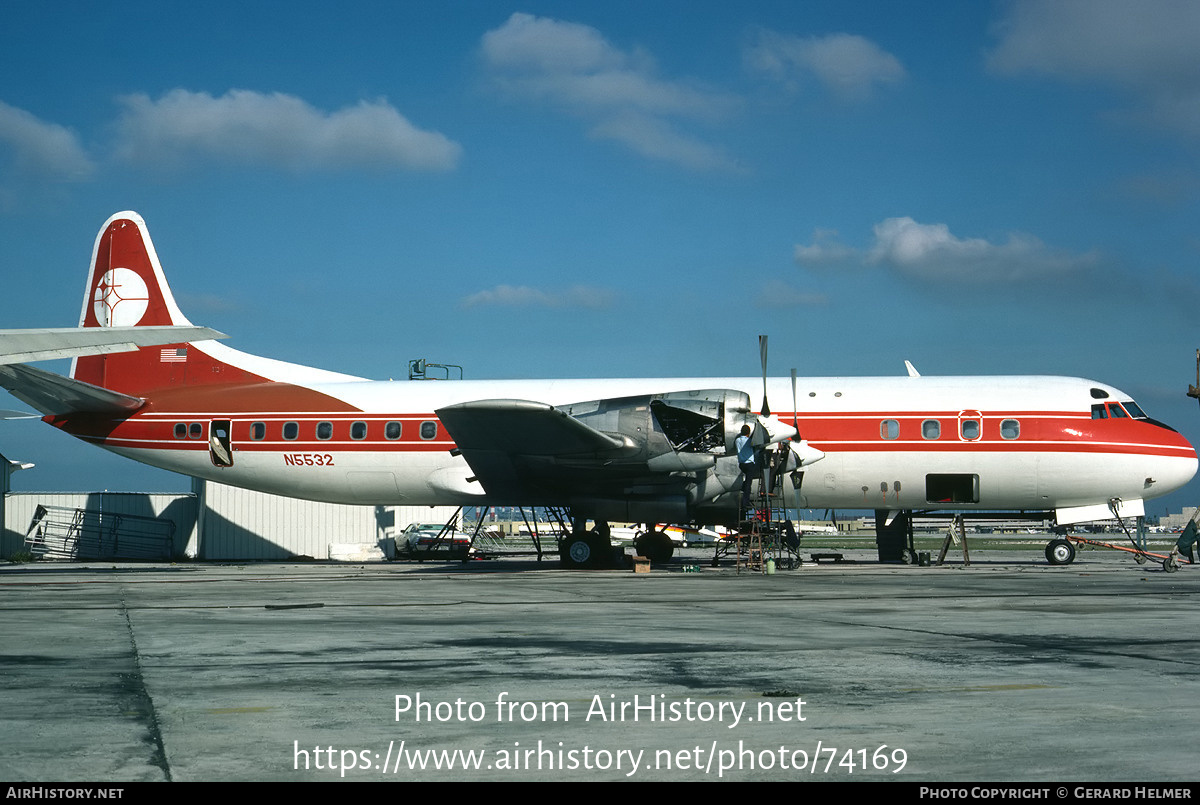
<box><xmin>0</xmin><ymin>325</ymin><xmax>226</xmax><ymax>366</ymax></box>
<box><xmin>0</xmin><ymin>363</ymin><xmax>145</xmax><ymax>417</ymax></box>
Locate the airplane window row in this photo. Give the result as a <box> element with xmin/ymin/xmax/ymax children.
<box><xmin>1091</xmin><ymin>401</ymin><xmax>1146</xmax><ymax>420</ymax></box>
<box><xmin>879</xmin><ymin>419</ymin><xmax>1020</xmax><ymax>440</ymax></box>
<box><xmin>173</xmin><ymin>420</ymin><xmax>439</xmax><ymax>441</ymax></box>
<box><xmin>174</xmin><ymin>423</ymin><xmax>204</xmax><ymax>439</ymax></box>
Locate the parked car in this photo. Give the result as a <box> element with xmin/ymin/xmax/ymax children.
<box><xmin>400</xmin><ymin>523</ymin><xmax>472</xmax><ymax>559</ymax></box>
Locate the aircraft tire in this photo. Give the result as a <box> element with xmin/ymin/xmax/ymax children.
<box><xmin>561</xmin><ymin>535</ymin><xmax>594</xmax><ymax>568</ymax></box>
<box><xmin>560</xmin><ymin>530</ymin><xmax>609</xmax><ymax>568</ymax></box>
<box><xmin>899</xmin><ymin>548</ymin><xmax>917</xmax><ymax>565</ymax></box>
<box><xmin>636</xmin><ymin>530</ymin><xmax>674</xmax><ymax>563</ymax></box>
<box><xmin>1045</xmin><ymin>539</ymin><xmax>1076</xmax><ymax>566</ymax></box>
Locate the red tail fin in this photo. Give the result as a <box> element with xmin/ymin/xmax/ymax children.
<box><xmin>71</xmin><ymin>212</ymin><xmax>263</xmax><ymax>395</ymax></box>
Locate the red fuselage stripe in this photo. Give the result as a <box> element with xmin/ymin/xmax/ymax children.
<box><xmin>60</xmin><ymin>408</ymin><xmax>1194</xmax><ymax>459</ymax></box>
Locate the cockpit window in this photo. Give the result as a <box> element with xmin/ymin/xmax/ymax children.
<box><xmin>1107</xmin><ymin>403</ymin><xmax>1128</xmax><ymax>419</ymax></box>
<box><xmin>1123</xmin><ymin>401</ymin><xmax>1147</xmax><ymax>419</ymax></box>
<box><xmin>1091</xmin><ymin>404</ymin><xmax>1107</xmax><ymax>419</ymax></box>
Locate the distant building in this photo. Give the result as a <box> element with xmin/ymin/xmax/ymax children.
<box><xmin>1160</xmin><ymin>507</ymin><xmax>1198</xmax><ymax>531</ymax></box>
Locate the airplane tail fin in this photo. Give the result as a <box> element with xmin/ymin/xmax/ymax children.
<box><xmin>70</xmin><ymin>212</ymin><xmax>361</xmax><ymax>397</ymax></box>
<box><xmin>69</xmin><ymin>211</ymin><xmax>262</xmax><ymax>395</ymax></box>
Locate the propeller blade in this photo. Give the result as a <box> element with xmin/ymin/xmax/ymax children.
<box><xmin>790</xmin><ymin>368</ymin><xmax>798</xmax><ymax>434</ymax></box>
<box><xmin>759</xmin><ymin>334</ymin><xmax>770</xmax><ymax>417</ymax></box>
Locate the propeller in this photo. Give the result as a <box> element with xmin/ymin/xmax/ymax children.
<box><xmin>774</xmin><ymin>353</ymin><xmax>825</xmax><ymax>472</ymax></box>
<box><xmin>743</xmin><ymin>335</ymin><xmax>826</xmax><ymax>523</ymax></box>
<box><xmin>751</xmin><ymin>335</ymin><xmax>796</xmax><ymax>448</ymax></box>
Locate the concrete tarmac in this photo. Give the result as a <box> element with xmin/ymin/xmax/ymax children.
<box><xmin>0</xmin><ymin>547</ymin><xmax>1196</xmax><ymax>782</ymax></box>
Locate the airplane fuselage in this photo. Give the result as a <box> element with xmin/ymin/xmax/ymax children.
<box><xmin>47</xmin><ymin>372</ymin><xmax>1197</xmax><ymax>520</ymax></box>
<box><xmin>5</xmin><ymin>211</ymin><xmax>1193</xmax><ymax>533</ymax></box>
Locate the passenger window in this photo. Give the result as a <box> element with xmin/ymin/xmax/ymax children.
<box><xmin>1000</xmin><ymin>419</ymin><xmax>1020</xmax><ymax>440</ymax></box>
<box><xmin>174</xmin><ymin>423</ymin><xmax>187</xmax><ymax>439</ymax></box>
<box><xmin>960</xmin><ymin>420</ymin><xmax>980</xmax><ymax>440</ymax></box>
<box><xmin>420</xmin><ymin>421</ymin><xmax>438</xmax><ymax>440</ymax></box>
<box><xmin>316</xmin><ymin>421</ymin><xmax>333</xmax><ymax>440</ymax></box>
<box><xmin>283</xmin><ymin>422</ymin><xmax>299</xmax><ymax>440</ymax></box>
<box><xmin>351</xmin><ymin>422</ymin><xmax>367</xmax><ymax>440</ymax></box>
<box><xmin>922</xmin><ymin>419</ymin><xmax>940</xmax><ymax>440</ymax></box>
<box><xmin>1107</xmin><ymin>403</ymin><xmax>1128</xmax><ymax>419</ymax></box>
<box><xmin>385</xmin><ymin>421</ymin><xmax>402</xmax><ymax>440</ymax></box>
<box><xmin>251</xmin><ymin>422</ymin><xmax>266</xmax><ymax>441</ymax></box>
<box><xmin>189</xmin><ymin>423</ymin><xmax>203</xmax><ymax>439</ymax></box>
<box><xmin>880</xmin><ymin>419</ymin><xmax>899</xmax><ymax>440</ymax></box>
<box><xmin>1091</xmin><ymin>404</ymin><xmax>1107</xmax><ymax>419</ymax></box>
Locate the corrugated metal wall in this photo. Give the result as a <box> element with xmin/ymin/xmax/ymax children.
<box><xmin>3</xmin><ymin>484</ymin><xmax>461</xmax><ymax>561</ymax></box>
<box><xmin>198</xmin><ymin>481</ymin><xmax>375</xmax><ymax>559</ymax></box>
<box><xmin>2</xmin><ymin>492</ymin><xmax>197</xmax><ymax>558</ymax></box>
<box><xmin>196</xmin><ymin>481</ymin><xmax>460</xmax><ymax>560</ymax></box>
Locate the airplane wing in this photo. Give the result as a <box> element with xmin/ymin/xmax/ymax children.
<box><xmin>435</xmin><ymin>399</ymin><xmax>636</xmax><ymax>500</ymax></box>
<box><xmin>0</xmin><ymin>363</ymin><xmax>145</xmax><ymax>416</ymax></box>
<box><xmin>437</xmin><ymin>399</ymin><xmax>631</xmax><ymax>455</ymax></box>
<box><xmin>0</xmin><ymin>325</ymin><xmax>225</xmax><ymax>365</ymax></box>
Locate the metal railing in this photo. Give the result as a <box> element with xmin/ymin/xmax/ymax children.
<box><xmin>24</xmin><ymin>504</ymin><xmax>176</xmax><ymax>560</ymax></box>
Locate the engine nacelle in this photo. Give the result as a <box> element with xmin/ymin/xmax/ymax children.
<box><xmin>559</xmin><ymin>388</ymin><xmax>767</xmax><ymax>462</ymax></box>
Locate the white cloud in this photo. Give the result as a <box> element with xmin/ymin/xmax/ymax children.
<box><xmin>793</xmin><ymin>227</ymin><xmax>856</xmax><ymax>264</ymax></box>
<box><xmin>112</xmin><ymin>89</ymin><xmax>461</xmax><ymax>171</ymax></box>
<box><xmin>481</xmin><ymin>13</ymin><xmax>737</xmax><ymax>170</ymax></box>
<box><xmin>796</xmin><ymin>217</ymin><xmax>1098</xmax><ymax>283</ymax></box>
<box><xmin>461</xmin><ymin>283</ymin><xmax>617</xmax><ymax>310</ymax></box>
<box><xmin>590</xmin><ymin>111</ymin><xmax>736</xmax><ymax>171</ymax></box>
<box><xmin>746</xmin><ymin>29</ymin><xmax>906</xmax><ymax>100</ymax></box>
<box><xmin>0</xmin><ymin>101</ymin><xmax>95</xmax><ymax>180</ymax></box>
<box><xmin>481</xmin><ymin>11</ymin><xmax>629</xmax><ymax>75</ymax></box>
<box><xmin>988</xmin><ymin>0</ymin><xmax>1200</xmax><ymax>137</ymax></box>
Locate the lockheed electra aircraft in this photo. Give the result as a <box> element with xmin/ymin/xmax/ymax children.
<box><xmin>0</xmin><ymin>212</ymin><xmax>1196</xmax><ymax>566</ymax></box>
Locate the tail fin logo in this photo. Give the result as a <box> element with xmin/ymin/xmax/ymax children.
<box><xmin>93</xmin><ymin>268</ymin><xmax>150</xmax><ymax>327</ymax></box>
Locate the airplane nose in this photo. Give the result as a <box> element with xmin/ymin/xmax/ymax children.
<box><xmin>1154</xmin><ymin>431</ymin><xmax>1198</xmax><ymax>495</ymax></box>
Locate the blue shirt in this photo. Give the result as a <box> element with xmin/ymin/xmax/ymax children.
<box><xmin>736</xmin><ymin>434</ymin><xmax>755</xmax><ymax>465</ymax></box>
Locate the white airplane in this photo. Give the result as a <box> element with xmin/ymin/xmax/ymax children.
<box><xmin>1</xmin><ymin>212</ymin><xmax>1196</xmax><ymax>567</ymax></box>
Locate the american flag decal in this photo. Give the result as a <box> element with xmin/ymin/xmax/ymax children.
<box><xmin>160</xmin><ymin>347</ymin><xmax>187</xmax><ymax>363</ymax></box>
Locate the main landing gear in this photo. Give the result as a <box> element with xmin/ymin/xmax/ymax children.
<box><xmin>557</xmin><ymin>519</ymin><xmax>676</xmax><ymax>568</ymax></box>
<box><xmin>1044</xmin><ymin>538</ymin><xmax>1076</xmax><ymax>566</ymax></box>
<box><xmin>634</xmin><ymin>529</ymin><xmax>674</xmax><ymax>564</ymax></box>
<box><xmin>559</xmin><ymin>518</ymin><xmax>612</xmax><ymax>569</ymax></box>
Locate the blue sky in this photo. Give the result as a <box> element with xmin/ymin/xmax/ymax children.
<box><xmin>2</xmin><ymin>1</ymin><xmax>1200</xmax><ymax>516</ymax></box>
